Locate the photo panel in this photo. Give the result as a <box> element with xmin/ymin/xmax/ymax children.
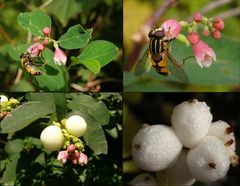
<box><xmin>0</xmin><ymin>0</ymin><xmax>123</xmax><ymax>92</ymax></box>
<box><xmin>123</xmin><ymin>0</ymin><xmax>240</xmax><ymax>92</ymax></box>
<box><xmin>0</xmin><ymin>92</ymin><xmax>122</xmax><ymax>185</ymax></box>
<box><xmin>123</xmin><ymin>93</ymin><xmax>240</xmax><ymax>185</ymax></box>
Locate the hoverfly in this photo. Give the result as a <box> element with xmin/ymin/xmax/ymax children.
<box><xmin>135</xmin><ymin>27</ymin><xmax>189</xmax><ymax>83</ymax></box>
<box><xmin>20</xmin><ymin>52</ymin><xmax>45</xmax><ymax>76</ymax></box>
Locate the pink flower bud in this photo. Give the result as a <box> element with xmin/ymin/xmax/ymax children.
<box><xmin>202</xmin><ymin>28</ymin><xmax>209</xmax><ymax>36</ymax></box>
<box><xmin>67</xmin><ymin>144</ymin><xmax>76</xmax><ymax>152</ymax></box>
<box><xmin>187</xmin><ymin>32</ymin><xmax>200</xmax><ymax>45</ymax></box>
<box><xmin>193</xmin><ymin>12</ymin><xmax>202</xmax><ymax>22</ymax></box>
<box><xmin>54</xmin><ymin>48</ymin><xmax>67</xmax><ymax>65</ymax></box>
<box><xmin>192</xmin><ymin>40</ymin><xmax>216</xmax><ymax>68</ymax></box>
<box><xmin>78</xmin><ymin>152</ymin><xmax>88</xmax><ymax>166</ymax></box>
<box><xmin>43</xmin><ymin>38</ymin><xmax>49</xmax><ymax>45</ymax></box>
<box><xmin>213</xmin><ymin>17</ymin><xmax>224</xmax><ymax>30</ymax></box>
<box><xmin>33</xmin><ymin>36</ymin><xmax>40</xmax><ymax>42</ymax></box>
<box><xmin>57</xmin><ymin>151</ymin><xmax>68</xmax><ymax>163</ymax></box>
<box><xmin>160</xmin><ymin>19</ymin><xmax>181</xmax><ymax>39</ymax></box>
<box><xmin>211</xmin><ymin>30</ymin><xmax>221</xmax><ymax>40</ymax></box>
<box><xmin>42</xmin><ymin>27</ymin><xmax>51</xmax><ymax>35</ymax></box>
<box><xmin>38</xmin><ymin>43</ymin><xmax>45</xmax><ymax>51</ymax></box>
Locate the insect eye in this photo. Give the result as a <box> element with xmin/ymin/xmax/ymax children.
<box><xmin>154</xmin><ymin>30</ymin><xmax>165</xmax><ymax>38</ymax></box>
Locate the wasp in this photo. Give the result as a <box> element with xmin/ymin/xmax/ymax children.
<box><xmin>135</xmin><ymin>27</ymin><xmax>189</xmax><ymax>83</ymax></box>
<box><xmin>20</xmin><ymin>52</ymin><xmax>45</xmax><ymax>76</ymax></box>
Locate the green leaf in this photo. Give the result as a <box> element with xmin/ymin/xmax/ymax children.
<box><xmin>77</xmin><ymin>40</ymin><xmax>118</xmax><ymax>67</ymax></box>
<box><xmin>2</xmin><ymin>154</ymin><xmax>20</xmax><ymax>183</ymax></box>
<box><xmin>83</xmin><ymin>122</ymin><xmax>107</xmax><ymax>155</ymax></box>
<box><xmin>67</xmin><ymin>94</ymin><xmax>110</xmax><ymax>126</ymax></box>
<box><xmin>0</xmin><ymin>101</ymin><xmax>55</xmax><ymax>133</ymax></box>
<box><xmin>46</xmin><ymin>0</ymin><xmax>102</xmax><ymax>26</ymax></box>
<box><xmin>79</xmin><ymin>59</ymin><xmax>101</xmax><ymax>74</ymax></box>
<box><xmin>4</xmin><ymin>139</ymin><xmax>24</xmax><ymax>155</ymax></box>
<box><xmin>17</xmin><ymin>10</ymin><xmax>51</xmax><ymax>36</ymax></box>
<box><xmin>125</xmin><ymin>35</ymin><xmax>240</xmax><ymax>91</ymax></box>
<box><xmin>58</xmin><ymin>25</ymin><xmax>92</xmax><ymax>49</ymax></box>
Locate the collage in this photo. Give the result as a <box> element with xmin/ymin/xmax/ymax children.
<box><xmin>0</xmin><ymin>0</ymin><xmax>239</xmax><ymax>185</ymax></box>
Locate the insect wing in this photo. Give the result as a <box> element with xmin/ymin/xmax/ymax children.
<box><xmin>135</xmin><ymin>45</ymin><xmax>151</xmax><ymax>76</ymax></box>
<box><xmin>167</xmin><ymin>54</ymin><xmax>189</xmax><ymax>83</ymax></box>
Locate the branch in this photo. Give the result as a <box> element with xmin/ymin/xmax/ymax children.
<box><xmin>38</xmin><ymin>0</ymin><xmax>54</xmax><ymax>9</ymax></box>
<box><xmin>214</xmin><ymin>7</ymin><xmax>240</xmax><ymax>19</ymax></box>
<box><xmin>185</xmin><ymin>0</ymin><xmax>233</xmax><ymax>22</ymax></box>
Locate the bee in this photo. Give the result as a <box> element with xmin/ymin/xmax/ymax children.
<box><xmin>20</xmin><ymin>52</ymin><xmax>44</xmax><ymax>76</ymax></box>
<box><xmin>135</xmin><ymin>27</ymin><xmax>189</xmax><ymax>83</ymax></box>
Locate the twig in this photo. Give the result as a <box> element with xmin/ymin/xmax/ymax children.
<box><xmin>14</xmin><ymin>69</ymin><xmax>23</xmax><ymax>84</ymax></box>
<box><xmin>124</xmin><ymin>0</ymin><xmax>178</xmax><ymax>71</ymax></box>
<box><xmin>38</xmin><ymin>0</ymin><xmax>54</xmax><ymax>9</ymax></box>
<box><xmin>185</xmin><ymin>0</ymin><xmax>233</xmax><ymax>22</ymax></box>
<box><xmin>214</xmin><ymin>7</ymin><xmax>240</xmax><ymax>19</ymax></box>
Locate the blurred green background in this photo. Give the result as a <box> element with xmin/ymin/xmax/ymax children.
<box><xmin>123</xmin><ymin>0</ymin><xmax>240</xmax><ymax>92</ymax></box>
<box><xmin>123</xmin><ymin>92</ymin><xmax>240</xmax><ymax>186</ymax></box>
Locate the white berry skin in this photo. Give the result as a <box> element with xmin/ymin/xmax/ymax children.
<box><xmin>40</xmin><ymin>126</ymin><xmax>65</xmax><ymax>151</ymax></box>
<box><xmin>163</xmin><ymin>149</ymin><xmax>196</xmax><ymax>185</ymax></box>
<box><xmin>128</xmin><ymin>173</ymin><xmax>158</xmax><ymax>186</ymax></box>
<box><xmin>208</xmin><ymin>120</ymin><xmax>239</xmax><ymax>166</ymax></box>
<box><xmin>187</xmin><ymin>136</ymin><xmax>230</xmax><ymax>182</ymax></box>
<box><xmin>208</xmin><ymin>120</ymin><xmax>235</xmax><ymax>151</ymax></box>
<box><xmin>65</xmin><ymin>115</ymin><xmax>87</xmax><ymax>137</ymax></box>
<box><xmin>0</xmin><ymin>95</ymin><xmax>8</xmax><ymax>103</ymax></box>
<box><xmin>171</xmin><ymin>99</ymin><xmax>212</xmax><ymax>148</ymax></box>
<box><xmin>132</xmin><ymin>125</ymin><xmax>182</xmax><ymax>171</ymax></box>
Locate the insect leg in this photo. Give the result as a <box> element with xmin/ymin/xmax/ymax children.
<box><xmin>181</xmin><ymin>56</ymin><xmax>195</xmax><ymax>66</ymax></box>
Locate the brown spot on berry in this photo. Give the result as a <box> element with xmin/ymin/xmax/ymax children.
<box><xmin>224</xmin><ymin>139</ymin><xmax>234</xmax><ymax>146</ymax></box>
<box><xmin>134</xmin><ymin>144</ymin><xmax>140</xmax><ymax>150</ymax></box>
<box><xmin>208</xmin><ymin>162</ymin><xmax>216</xmax><ymax>169</ymax></box>
<box><xmin>225</xmin><ymin>126</ymin><xmax>234</xmax><ymax>134</ymax></box>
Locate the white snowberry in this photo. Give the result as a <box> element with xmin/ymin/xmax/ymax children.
<box><xmin>0</xmin><ymin>95</ymin><xmax>8</xmax><ymax>103</ymax></box>
<box><xmin>171</xmin><ymin>99</ymin><xmax>212</xmax><ymax>148</ymax></box>
<box><xmin>128</xmin><ymin>173</ymin><xmax>158</xmax><ymax>186</ymax></box>
<box><xmin>65</xmin><ymin>115</ymin><xmax>87</xmax><ymax>137</ymax></box>
<box><xmin>158</xmin><ymin>149</ymin><xmax>196</xmax><ymax>185</ymax></box>
<box><xmin>132</xmin><ymin>125</ymin><xmax>182</xmax><ymax>171</ymax></box>
<box><xmin>208</xmin><ymin>120</ymin><xmax>239</xmax><ymax>166</ymax></box>
<box><xmin>40</xmin><ymin>125</ymin><xmax>65</xmax><ymax>151</ymax></box>
<box><xmin>187</xmin><ymin>136</ymin><xmax>230</xmax><ymax>182</ymax></box>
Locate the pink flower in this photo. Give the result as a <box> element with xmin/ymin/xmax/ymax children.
<box><xmin>187</xmin><ymin>32</ymin><xmax>200</xmax><ymax>45</ymax></box>
<box><xmin>67</xmin><ymin>144</ymin><xmax>76</xmax><ymax>152</ymax></box>
<box><xmin>78</xmin><ymin>152</ymin><xmax>88</xmax><ymax>166</ymax></box>
<box><xmin>27</xmin><ymin>43</ymin><xmax>42</xmax><ymax>57</ymax></box>
<box><xmin>193</xmin><ymin>12</ymin><xmax>202</xmax><ymax>22</ymax></box>
<box><xmin>54</xmin><ymin>48</ymin><xmax>67</xmax><ymax>65</ymax></box>
<box><xmin>42</xmin><ymin>27</ymin><xmax>51</xmax><ymax>35</ymax></box>
<box><xmin>57</xmin><ymin>150</ymin><xmax>68</xmax><ymax>163</ymax></box>
<box><xmin>211</xmin><ymin>29</ymin><xmax>221</xmax><ymax>40</ymax></box>
<box><xmin>213</xmin><ymin>17</ymin><xmax>224</xmax><ymax>30</ymax></box>
<box><xmin>192</xmin><ymin>40</ymin><xmax>216</xmax><ymax>68</ymax></box>
<box><xmin>160</xmin><ymin>19</ymin><xmax>181</xmax><ymax>39</ymax></box>
<box><xmin>202</xmin><ymin>28</ymin><xmax>209</xmax><ymax>36</ymax></box>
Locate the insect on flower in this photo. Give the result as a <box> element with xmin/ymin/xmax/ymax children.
<box><xmin>135</xmin><ymin>26</ymin><xmax>189</xmax><ymax>83</ymax></box>
<box><xmin>20</xmin><ymin>52</ymin><xmax>45</xmax><ymax>76</ymax></box>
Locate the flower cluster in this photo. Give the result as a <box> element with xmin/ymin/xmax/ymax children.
<box><xmin>0</xmin><ymin>95</ymin><xmax>20</xmax><ymax>119</ymax></box>
<box><xmin>131</xmin><ymin>99</ymin><xmax>238</xmax><ymax>185</ymax></box>
<box><xmin>162</xmin><ymin>13</ymin><xmax>224</xmax><ymax>68</ymax></box>
<box><xmin>26</xmin><ymin>27</ymin><xmax>67</xmax><ymax>66</ymax></box>
<box><xmin>40</xmin><ymin>115</ymin><xmax>88</xmax><ymax>166</ymax></box>
<box><xmin>58</xmin><ymin>144</ymin><xmax>88</xmax><ymax>165</ymax></box>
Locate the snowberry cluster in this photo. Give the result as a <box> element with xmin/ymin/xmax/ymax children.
<box><xmin>0</xmin><ymin>95</ymin><xmax>20</xmax><ymax>119</ymax></box>
<box><xmin>40</xmin><ymin>115</ymin><xmax>88</xmax><ymax>165</ymax></box>
<box><xmin>131</xmin><ymin>99</ymin><xmax>238</xmax><ymax>185</ymax></box>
